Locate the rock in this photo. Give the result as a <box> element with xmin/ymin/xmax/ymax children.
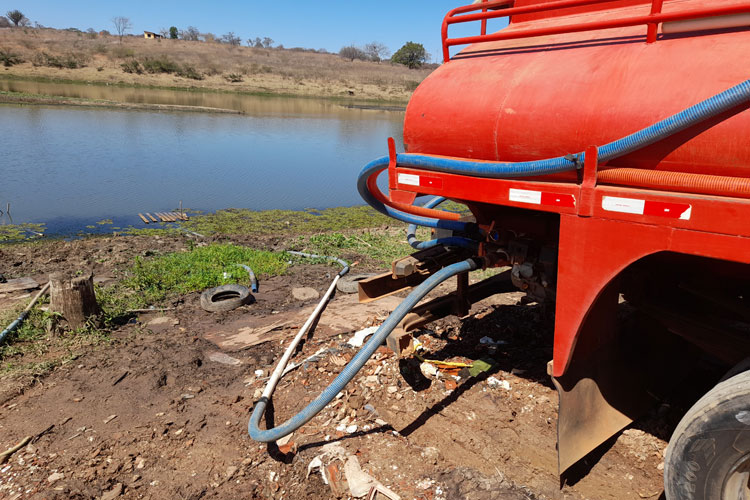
<box><xmin>146</xmin><ymin>316</ymin><xmax>179</xmax><ymax>326</ymax></box>
<box><xmin>226</xmin><ymin>466</ymin><xmax>238</xmax><ymax>479</ymax></box>
<box><xmin>135</xmin><ymin>457</ymin><xmax>145</xmax><ymax>470</ymax></box>
<box><xmin>100</xmin><ymin>482</ymin><xmax>123</xmax><ymax>500</ymax></box>
<box><xmin>292</xmin><ymin>287</ymin><xmax>319</xmax><ymax>301</ymax></box>
<box><xmin>421</xmin><ymin>446</ymin><xmax>441</xmax><ymax>464</ymax></box>
<box><xmin>387</xmin><ymin>386</ymin><xmax>398</xmax><ymax>394</ymax></box>
<box><xmin>47</xmin><ymin>472</ymin><xmax>64</xmax><ymax>484</ymax></box>
<box><xmin>207</xmin><ymin>351</ymin><xmax>242</xmax><ymax>366</ymax></box>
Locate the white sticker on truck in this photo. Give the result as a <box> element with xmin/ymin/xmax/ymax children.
<box><xmin>601</xmin><ymin>196</ymin><xmax>646</xmax><ymax>215</ymax></box>
<box><xmin>398</xmin><ymin>173</ymin><xmax>420</xmax><ymax>186</ymax></box>
<box><xmin>509</xmin><ymin>188</ymin><xmax>542</xmax><ymax>205</ymax></box>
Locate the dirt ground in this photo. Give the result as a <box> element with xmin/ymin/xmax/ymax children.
<box><xmin>0</xmin><ymin>234</ymin><xmax>669</xmax><ymax>499</ymax></box>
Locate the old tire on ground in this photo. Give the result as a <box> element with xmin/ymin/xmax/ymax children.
<box><xmin>664</xmin><ymin>369</ymin><xmax>750</xmax><ymax>500</ymax></box>
<box><xmin>200</xmin><ymin>285</ymin><xmax>252</xmax><ymax>312</ymax></box>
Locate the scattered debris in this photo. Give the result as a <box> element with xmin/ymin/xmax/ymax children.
<box><xmin>349</xmin><ymin>326</ymin><xmax>379</xmax><ymax>347</ymax></box>
<box><xmin>103</xmin><ymin>414</ymin><xmax>118</xmax><ymax>424</ymax></box>
<box><xmin>487</xmin><ymin>377</ymin><xmax>511</xmax><ymax>390</ymax></box>
<box><xmin>0</xmin><ymin>435</ymin><xmax>31</xmax><ymax>465</ymax></box>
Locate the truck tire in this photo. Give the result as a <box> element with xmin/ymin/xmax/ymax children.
<box><xmin>664</xmin><ymin>369</ymin><xmax>750</xmax><ymax>500</ymax></box>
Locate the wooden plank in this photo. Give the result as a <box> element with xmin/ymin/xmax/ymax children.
<box><xmin>156</xmin><ymin>213</ymin><xmax>169</xmax><ymax>222</ymax></box>
<box><xmin>146</xmin><ymin>213</ymin><xmax>158</xmax><ymax>222</ymax></box>
<box><xmin>138</xmin><ymin>213</ymin><xmax>149</xmax><ymax>224</ymax></box>
<box><xmin>0</xmin><ymin>278</ymin><xmax>40</xmax><ymax>294</ymax></box>
<box><xmin>165</xmin><ymin>213</ymin><xmax>177</xmax><ymax>222</ymax></box>
<box><xmin>169</xmin><ymin>212</ymin><xmax>182</xmax><ymax>221</ymax></box>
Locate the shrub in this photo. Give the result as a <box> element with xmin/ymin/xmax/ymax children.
<box><xmin>0</xmin><ymin>49</ymin><xmax>23</xmax><ymax>67</ymax></box>
<box><xmin>141</xmin><ymin>56</ymin><xmax>179</xmax><ymax>74</ymax></box>
<box><xmin>224</xmin><ymin>73</ymin><xmax>243</xmax><ymax>83</ymax></box>
<box><xmin>120</xmin><ymin>59</ymin><xmax>142</xmax><ymax>74</ymax></box>
<box><xmin>93</xmin><ymin>44</ymin><xmax>108</xmax><ymax>55</ymax></box>
<box><xmin>32</xmin><ymin>51</ymin><xmax>87</xmax><ymax>69</ymax></box>
<box><xmin>177</xmin><ymin>64</ymin><xmax>203</xmax><ymax>80</ymax></box>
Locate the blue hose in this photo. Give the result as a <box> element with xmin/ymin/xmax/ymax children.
<box><xmin>248</xmin><ymin>257</ymin><xmax>479</xmax><ymax>442</ymax></box>
<box><xmin>407</xmin><ymin>197</ymin><xmax>478</xmax><ymax>250</ymax></box>
<box><xmin>0</xmin><ymin>312</ymin><xmax>29</xmax><ymax>346</ymax></box>
<box><xmin>236</xmin><ymin>264</ymin><xmax>258</xmax><ymax>293</ymax></box>
<box><xmin>358</xmin><ymin>79</ymin><xmax>750</xmax><ymax>212</ymax></box>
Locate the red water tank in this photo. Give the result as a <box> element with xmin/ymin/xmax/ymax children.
<box><xmin>403</xmin><ymin>0</ymin><xmax>750</xmax><ymax>178</ymax></box>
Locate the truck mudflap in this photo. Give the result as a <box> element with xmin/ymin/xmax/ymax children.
<box><xmin>551</xmin><ymin>280</ymin><xmax>691</xmax><ymax>476</ymax></box>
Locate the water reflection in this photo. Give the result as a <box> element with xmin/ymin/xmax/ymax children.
<box><xmin>0</xmin><ymin>79</ymin><xmax>405</xmax><ymax>118</ymax></box>
<box><xmin>1</xmin><ymin>94</ymin><xmax>404</xmax><ymax>234</ymax></box>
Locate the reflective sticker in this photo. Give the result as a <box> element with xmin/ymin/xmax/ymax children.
<box><xmin>602</xmin><ymin>196</ymin><xmax>645</xmax><ymax>215</ymax></box>
<box><xmin>509</xmin><ymin>189</ymin><xmax>542</xmax><ymax>205</ymax></box>
<box><xmin>398</xmin><ymin>173</ymin><xmax>420</xmax><ymax>186</ymax></box>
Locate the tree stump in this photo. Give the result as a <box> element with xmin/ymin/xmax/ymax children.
<box><xmin>49</xmin><ymin>271</ymin><xmax>101</xmax><ymax>330</ymax></box>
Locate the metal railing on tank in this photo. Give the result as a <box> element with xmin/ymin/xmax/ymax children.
<box><xmin>442</xmin><ymin>0</ymin><xmax>750</xmax><ymax>62</ymax></box>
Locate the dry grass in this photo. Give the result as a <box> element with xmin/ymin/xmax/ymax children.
<box><xmin>0</xmin><ymin>27</ymin><xmax>433</xmax><ymax>101</ymax></box>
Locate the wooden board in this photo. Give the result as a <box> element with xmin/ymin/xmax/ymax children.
<box><xmin>138</xmin><ymin>213</ymin><xmax>150</xmax><ymax>224</ymax></box>
<box><xmin>146</xmin><ymin>213</ymin><xmax>158</xmax><ymax>222</ymax></box>
<box><xmin>0</xmin><ymin>278</ymin><xmax>40</xmax><ymax>293</ymax></box>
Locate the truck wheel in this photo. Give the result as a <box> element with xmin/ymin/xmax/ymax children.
<box><xmin>664</xmin><ymin>369</ymin><xmax>750</xmax><ymax>500</ymax></box>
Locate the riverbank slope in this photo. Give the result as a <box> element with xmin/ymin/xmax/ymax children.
<box><xmin>0</xmin><ymin>27</ymin><xmax>434</xmax><ymax>101</ymax></box>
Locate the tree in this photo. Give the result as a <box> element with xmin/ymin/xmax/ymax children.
<box><xmin>6</xmin><ymin>10</ymin><xmax>25</xmax><ymax>27</ymax></box>
<box><xmin>169</xmin><ymin>26</ymin><xmax>178</xmax><ymax>39</ymax></box>
<box><xmin>339</xmin><ymin>45</ymin><xmax>367</xmax><ymax>62</ymax></box>
<box><xmin>253</xmin><ymin>37</ymin><xmax>263</xmax><ymax>48</ymax></box>
<box><xmin>262</xmin><ymin>37</ymin><xmax>274</xmax><ymax>49</ymax></box>
<box><xmin>364</xmin><ymin>42</ymin><xmax>390</xmax><ymax>63</ymax></box>
<box><xmin>391</xmin><ymin>41</ymin><xmax>428</xmax><ymax>69</ymax></box>
<box><xmin>221</xmin><ymin>32</ymin><xmax>241</xmax><ymax>46</ymax></box>
<box><xmin>111</xmin><ymin>16</ymin><xmax>132</xmax><ymax>43</ymax></box>
<box><xmin>180</xmin><ymin>26</ymin><xmax>200</xmax><ymax>41</ymax></box>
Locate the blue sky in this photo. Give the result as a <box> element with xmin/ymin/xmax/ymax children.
<box><xmin>7</xmin><ymin>1</ymin><xmax>509</xmax><ymax>62</ymax></box>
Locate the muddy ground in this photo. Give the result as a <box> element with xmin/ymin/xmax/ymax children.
<box><xmin>0</xmin><ymin>234</ymin><xmax>670</xmax><ymax>499</ymax></box>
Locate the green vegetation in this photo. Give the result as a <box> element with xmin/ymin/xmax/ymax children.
<box><xmin>183</xmin><ymin>206</ymin><xmax>393</xmax><ymax>236</ymax></box>
<box><xmin>122</xmin><ymin>243</ymin><xmax>288</xmax><ymax>305</ymax></box>
<box><xmin>0</xmin><ymin>49</ymin><xmax>23</xmax><ymax>67</ymax></box>
<box><xmin>294</xmin><ymin>229</ymin><xmax>423</xmax><ymax>267</ymax></box>
<box><xmin>392</xmin><ymin>42</ymin><xmax>428</xmax><ymax>69</ymax></box>
<box><xmin>0</xmin><ymin>223</ymin><xmax>46</xmax><ymax>242</ymax></box>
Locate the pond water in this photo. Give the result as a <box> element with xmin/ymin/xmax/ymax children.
<box><xmin>0</xmin><ymin>81</ymin><xmax>405</xmax><ymax>236</ymax></box>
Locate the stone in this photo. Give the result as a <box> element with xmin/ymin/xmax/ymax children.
<box><xmin>47</xmin><ymin>472</ymin><xmax>64</xmax><ymax>484</ymax></box>
<box><xmin>101</xmin><ymin>482</ymin><xmax>123</xmax><ymax>500</ymax></box>
<box><xmin>292</xmin><ymin>287</ymin><xmax>319</xmax><ymax>301</ymax></box>
<box><xmin>206</xmin><ymin>351</ymin><xmax>242</xmax><ymax>366</ymax></box>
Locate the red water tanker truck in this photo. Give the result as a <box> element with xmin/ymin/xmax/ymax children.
<box><xmin>250</xmin><ymin>1</ymin><xmax>750</xmax><ymax>497</ymax></box>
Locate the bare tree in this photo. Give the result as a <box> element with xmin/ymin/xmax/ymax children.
<box><xmin>221</xmin><ymin>32</ymin><xmax>241</xmax><ymax>46</ymax></box>
<box><xmin>180</xmin><ymin>26</ymin><xmax>200</xmax><ymax>41</ymax></box>
<box><xmin>262</xmin><ymin>37</ymin><xmax>274</xmax><ymax>49</ymax></box>
<box><xmin>364</xmin><ymin>42</ymin><xmax>390</xmax><ymax>63</ymax></box>
<box><xmin>111</xmin><ymin>16</ymin><xmax>132</xmax><ymax>43</ymax></box>
<box><xmin>339</xmin><ymin>45</ymin><xmax>367</xmax><ymax>62</ymax></box>
<box><xmin>6</xmin><ymin>10</ymin><xmax>27</xmax><ymax>27</ymax></box>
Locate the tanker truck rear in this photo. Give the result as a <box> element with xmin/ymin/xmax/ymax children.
<box><xmin>357</xmin><ymin>1</ymin><xmax>750</xmax><ymax>498</ymax></box>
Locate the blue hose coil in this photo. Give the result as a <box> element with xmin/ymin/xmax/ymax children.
<box><xmin>248</xmin><ymin>257</ymin><xmax>479</xmax><ymax>442</ymax></box>
<box><xmin>407</xmin><ymin>197</ymin><xmax>478</xmax><ymax>250</ymax></box>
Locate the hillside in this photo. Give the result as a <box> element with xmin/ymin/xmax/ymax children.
<box><xmin>0</xmin><ymin>27</ymin><xmax>435</xmax><ymax>101</ymax></box>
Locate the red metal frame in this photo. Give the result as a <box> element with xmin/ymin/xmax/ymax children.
<box><xmin>441</xmin><ymin>0</ymin><xmax>750</xmax><ymax>62</ymax></box>
<box><xmin>387</xmin><ymin>143</ymin><xmax>750</xmax><ymax>376</ymax></box>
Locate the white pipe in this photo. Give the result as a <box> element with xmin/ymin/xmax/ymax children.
<box><xmin>261</xmin><ymin>274</ymin><xmax>341</xmax><ymax>399</ymax></box>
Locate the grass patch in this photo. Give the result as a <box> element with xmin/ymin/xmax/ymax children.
<box><xmin>0</xmin><ymin>223</ymin><xmax>46</xmax><ymax>242</ymax></box>
<box><xmin>293</xmin><ymin>227</ymin><xmax>426</xmax><ymax>267</ymax></box>
<box><xmin>183</xmin><ymin>206</ymin><xmax>392</xmax><ymax>236</ymax></box>
<box><xmin>121</xmin><ymin>243</ymin><xmax>288</xmax><ymax>305</ymax></box>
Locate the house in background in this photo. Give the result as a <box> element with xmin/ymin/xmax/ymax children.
<box><xmin>143</xmin><ymin>31</ymin><xmax>163</xmax><ymax>40</ymax></box>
